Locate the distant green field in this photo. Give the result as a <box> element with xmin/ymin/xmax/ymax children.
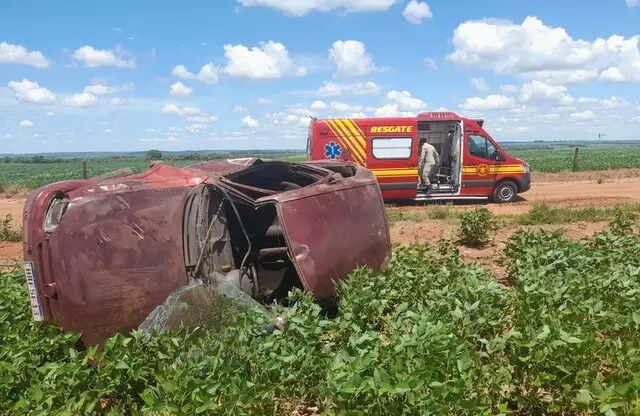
<box><xmin>1</xmin><ymin>146</ymin><xmax>639</xmax><ymax>190</ymax></box>
<box><xmin>507</xmin><ymin>145</ymin><xmax>640</xmax><ymax>173</ymax></box>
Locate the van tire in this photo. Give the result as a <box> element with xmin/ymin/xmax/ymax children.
<box><xmin>492</xmin><ymin>180</ymin><xmax>517</xmax><ymax>203</ymax></box>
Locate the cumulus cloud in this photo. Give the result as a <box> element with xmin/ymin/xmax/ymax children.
<box><xmin>0</xmin><ymin>42</ymin><xmax>51</xmax><ymax>68</ymax></box>
<box><xmin>627</xmin><ymin>0</ymin><xmax>639</xmax><ymax>7</ymax></box>
<box><xmin>20</xmin><ymin>120</ymin><xmax>34</xmax><ymax>127</ymax></box>
<box><xmin>310</xmin><ymin>100</ymin><xmax>327</xmax><ymax>110</ymax></box>
<box><xmin>72</xmin><ymin>45</ymin><xmax>136</xmax><ymax>68</ymax></box>
<box><xmin>234</xmin><ymin>106</ymin><xmax>248</xmax><ymax>113</ymax></box>
<box><xmin>330</xmin><ymin>101</ymin><xmax>364</xmax><ymax>113</ymax></box>
<box><xmin>447</xmin><ymin>16</ymin><xmax>640</xmax><ymax>84</ymax></box>
<box><xmin>500</xmin><ymin>85</ymin><xmax>519</xmax><ymax>93</ymax></box>
<box><xmin>576</xmin><ymin>96</ymin><xmax>628</xmax><ymax>109</ymax></box>
<box><xmin>110</xmin><ymin>97</ymin><xmax>126</xmax><ymax>106</ymax></box>
<box><xmin>63</xmin><ymin>93</ymin><xmax>98</xmax><ymax>107</ymax></box>
<box><xmin>235</xmin><ymin>0</ymin><xmax>398</xmax><ymax>16</ymax></box>
<box><xmin>170</xmin><ymin>81</ymin><xmax>193</xmax><ymax>97</ymax></box>
<box><xmin>8</xmin><ymin>79</ymin><xmax>56</xmax><ymax>104</ymax></box>
<box><xmin>161</xmin><ymin>103</ymin><xmax>217</xmax><ymax>123</ymax></box>
<box><xmin>374</xmin><ymin>104</ymin><xmax>415</xmax><ymax>117</ymax></box>
<box><xmin>402</xmin><ymin>0</ymin><xmax>433</xmax><ymax>24</ymax></box>
<box><xmin>172</xmin><ymin>63</ymin><xmax>220</xmax><ymax>84</ymax></box>
<box><xmin>570</xmin><ymin>110</ymin><xmax>596</xmax><ymax>120</ymax></box>
<box><xmin>83</xmin><ymin>82</ymin><xmax>134</xmax><ymax>95</ymax></box>
<box><xmin>470</xmin><ymin>77</ymin><xmax>489</xmax><ymax>91</ymax></box>
<box><xmin>257</xmin><ymin>97</ymin><xmax>274</xmax><ymax>105</ymax></box>
<box><xmin>387</xmin><ymin>90</ymin><xmax>427</xmax><ymax>111</ymax></box>
<box><xmin>460</xmin><ymin>94</ymin><xmax>517</xmax><ymax>111</ymax></box>
<box><xmin>520</xmin><ymin>81</ymin><xmax>574</xmax><ymax>105</ymax></box>
<box><xmin>241</xmin><ymin>115</ymin><xmax>260</xmax><ymax>128</ymax></box>
<box><xmin>424</xmin><ymin>58</ymin><xmax>437</xmax><ymax>70</ymax></box>
<box><xmin>317</xmin><ymin>80</ymin><xmax>380</xmax><ymax>96</ymax></box>
<box><xmin>223</xmin><ymin>41</ymin><xmax>306</xmax><ymax>79</ymax></box>
<box><xmin>329</xmin><ymin>40</ymin><xmax>382</xmax><ymax>77</ymax></box>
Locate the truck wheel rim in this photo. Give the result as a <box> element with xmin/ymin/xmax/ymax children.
<box><xmin>499</xmin><ymin>186</ymin><xmax>514</xmax><ymax>200</ymax></box>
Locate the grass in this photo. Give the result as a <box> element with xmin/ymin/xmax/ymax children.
<box><xmin>508</xmin><ymin>145</ymin><xmax>640</xmax><ymax>173</ymax></box>
<box><xmin>516</xmin><ymin>202</ymin><xmax>640</xmax><ymax>226</ymax></box>
<box><xmin>0</xmin><ymin>215</ymin><xmax>22</xmax><ymax>242</ymax></box>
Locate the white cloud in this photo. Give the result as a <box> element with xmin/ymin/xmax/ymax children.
<box><xmin>223</xmin><ymin>41</ymin><xmax>306</xmax><ymax>79</ymax></box>
<box><xmin>170</xmin><ymin>81</ymin><xmax>193</xmax><ymax>97</ymax></box>
<box><xmin>402</xmin><ymin>0</ymin><xmax>433</xmax><ymax>24</ymax></box>
<box><xmin>375</xmin><ymin>104</ymin><xmax>415</xmax><ymax>117</ymax></box>
<box><xmin>520</xmin><ymin>81</ymin><xmax>574</xmax><ymax>104</ymax></box>
<box><xmin>329</xmin><ymin>40</ymin><xmax>381</xmax><ymax>77</ymax></box>
<box><xmin>83</xmin><ymin>83</ymin><xmax>134</xmax><ymax>95</ymax></box>
<box><xmin>145</xmin><ymin>128</ymin><xmax>158</xmax><ymax>133</ymax></box>
<box><xmin>104</xmin><ymin>128</ymin><xmax>113</xmax><ymax>133</ymax></box>
<box><xmin>257</xmin><ymin>97</ymin><xmax>274</xmax><ymax>105</ymax></box>
<box><xmin>187</xmin><ymin>123</ymin><xmax>208</xmax><ymax>133</ymax></box>
<box><xmin>500</xmin><ymin>84</ymin><xmax>519</xmax><ymax>93</ymax></box>
<box><xmin>110</xmin><ymin>97</ymin><xmax>126</xmax><ymax>106</ymax></box>
<box><xmin>447</xmin><ymin>16</ymin><xmax>640</xmax><ymax>84</ymax></box>
<box><xmin>161</xmin><ymin>103</ymin><xmax>217</xmax><ymax>123</ymax></box>
<box><xmin>172</xmin><ymin>63</ymin><xmax>220</xmax><ymax>84</ymax></box>
<box><xmin>576</xmin><ymin>96</ymin><xmax>628</xmax><ymax>109</ymax></box>
<box><xmin>470</xmin><ymin>77</ymin><xmax>489</xmax><ymax>91</ymax></box>
<box><xmin>387</xmin><ymin>90</ymin><xmax>427</xmax><ymax>111</ymax></box>
<box><xmin>20</xmin><ymin>119</ymin><xmax>34</xmax><ymax>128</ymax></box>
<box><xmin>235</xmin><ymin>0</ymin><xmax>398</xmax><ymax>16</ymax></box>
<box><xmin>72</xmin><ymin>45</ymin><xmax>136</xmax><ymax>68</ymax></box>
<box><xmin>241</xmin><ymin>115</ymin><xmax>260</xmax><ymax>128</ymax></box>
<box><xmin>3</xmin><ymin>134</ymin><xmax>13</xmax><ymax>139</ymax></box>
<box><xmin>631</xmin><ymin>116</ymin><xmax>640</xmax><ymax>123</ymax></box>
<box><xmin>460</xmin><ymin>94</ymin><xmax>517</xmax><ymax>111</ymax></box>
<box><xmin>424</xmin><ymin>58</ymin><xmax>437</xmax><ymax>70</ymax></box>
<box><xmin>330</xmin><ymin>101</ymin><xmax>363</xmax><ymax>113</ymax></box>
<box><xmin>46</xmin><ymin>111</ymin><xmax>55</xmax><ymax>116</ymax></box>
<box><xmin>627</xmin><ymin>0</ymin><xmax>639</xmax><ymax>7</ymax></box>
<box><xmin>570</xmin><ymin>110</ymin><xmax>596</xmax><ymax>120</ymax></box>
<box><xmin>316</xmin><ymin>80</ymin><xmax>380</xmax><ymax>96</ymax></box>
<box><xmin>0</xmin><ymin>42</ymin><xmax>51</xmax><ymax>68</ymax></box>
<box><xmin>63</xmin><ymin>93</ymin><xmax>98</xmax><ymax>107</ymax></box>
<box><xmin>310</xmin><ymin>100</ymin><xmax>327</xmax><ymax>110</ymax></box>
<box><xmin>8</xmin><ymin>79</ymin><xmax>56</xmax><ymax>104</ymax></box>
<box><xmin>234</xmin><ymin>106</ymin><xmax>248</xmax><ymax>113</ymax></box>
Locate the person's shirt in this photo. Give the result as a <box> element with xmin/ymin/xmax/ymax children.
<box><xmin>420</xmin><ymin>142</ymin><xmax>440</xmax><ymax>167</ymax></box>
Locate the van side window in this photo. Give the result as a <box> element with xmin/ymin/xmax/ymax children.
<box><xmin>468</xmin><ymin>135</ymin><xmax>497</xmax><ymax>160</ymax></box>
<box><xmin>372</xmin><ymin>137</ymin><xmax>412</xmax><ymax>159</ymax></box>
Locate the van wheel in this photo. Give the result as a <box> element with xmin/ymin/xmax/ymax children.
<box><xmin>492</xmin><ymin>181</ymin><xmax>517</xmax><ymax>203</ymax></box>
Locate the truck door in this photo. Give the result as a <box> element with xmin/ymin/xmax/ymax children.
<box><xmin>463</xmin><ymin>133</ymin><xmax>499</xmax><ymax>196</ymax></box>
<box><xmin>368</xmin><ymin>129</ymin><xmax>419</xmax><ymax>200</ymax></box>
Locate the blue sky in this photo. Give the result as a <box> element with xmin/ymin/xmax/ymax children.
<box><xmin>1</xmin><ymin>0</ymin><xmax>639</xmax><ymax>154</ymax></box>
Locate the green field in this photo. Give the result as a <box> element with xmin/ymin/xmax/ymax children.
<box><xmin>1</xmin><ymin>145</ymin><xmax>639</xmax><ymax>190</ymax></box>
<box><xmin>1</xmin><ymin>217</ymin><xmax>639</xmax><ymax>415</ymax></box>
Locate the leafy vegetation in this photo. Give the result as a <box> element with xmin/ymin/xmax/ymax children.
<box><xmin>507</xmin><ymin>145</ymin><xmax>640</xmax><ymax>173</ymax></box>
<box><xmin>4</xmin><ymin>217</ymin><xmax>637</xmax><ymax>415</ymax></box>
<box><xmin>517</xmin><ymin>202</ymin><xmax>640</xmax><ymax>226</ymax></box>
<box><xmin>458</xmin><ymin>206</ymin><xmax>497</xmax><ymax>246</ymax></box>
<box><xmin>0</xmin><ymin>215</ymin><xmax>21</xmax><ymax>242</ymax></box>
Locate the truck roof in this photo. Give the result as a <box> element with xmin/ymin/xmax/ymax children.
<box><xmin>313</xmin><ymin>111</ymin><xmax>485</xmax><ymax>128</ymax></box>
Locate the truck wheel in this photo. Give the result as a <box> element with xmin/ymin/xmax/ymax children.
<box><xmin>492</xmin><ymin>181</ymin><xmax>517</xmax><ymax>203</ymax></box>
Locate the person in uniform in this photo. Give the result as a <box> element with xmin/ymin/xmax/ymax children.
<box><xmin>418</xmin><ymin>140</ymin><xmax>441</xmax><ymax>189</ymax></box>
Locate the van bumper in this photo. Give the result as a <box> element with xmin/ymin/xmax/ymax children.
<box><xmin>516</xmin><ymin>170</ymin><xmax>532</xmax><ymax>193</ymax></box>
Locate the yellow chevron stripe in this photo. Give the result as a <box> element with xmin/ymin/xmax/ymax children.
<box><xmin>350</xmin><ymin>120</ymin><xmax>367</xmax><ymax>139</ymax></box>
<box><xmin>341</xmin><ymin>119</ymin><xmax>367</xmax><ymax>155</ymax></box>
<box><xmin>327</xmin><ymin>120</ymin><xmax>364</xmax><ymax>164</ymax></box>
<box><xmin>333</xmin><ymin>119</ymin><xmax>366</xmax><ymax>163</ymax></box>
<box><xmin>324</xmin><ymin>120</ymin><xmax>363</xmax><ymax>164</ymax></box>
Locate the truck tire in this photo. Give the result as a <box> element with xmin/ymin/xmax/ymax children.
<box><xmin>492</xmin><ymin>180</ymin><xmax>517</xmax><ymax>203</ymax></box>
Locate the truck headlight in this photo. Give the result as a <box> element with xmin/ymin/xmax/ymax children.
<box><xmin>44</xmin><ymin>194</ymin><xmax>69</xmax><ymax>233</ymax></box>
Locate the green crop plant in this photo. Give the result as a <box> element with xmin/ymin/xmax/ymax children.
<box><xmin>1</xmin><ymin>214</ymin><xmax>639</xmax><ymax>415</ymax></box>
<box><xmin>457</xmin><ymin>206</ymin><xmax>497</xmax><ymax>247</ymax></box>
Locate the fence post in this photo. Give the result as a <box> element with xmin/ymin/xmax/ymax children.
<box><xmin>82</xmin><ymin>160</ymin><xmax>87</xmax><ymax>179</ymax></box>
<box><xmin>572</xmin><ymin>148</ymin><xmax>579</xmax><ymax>172</ymax></box>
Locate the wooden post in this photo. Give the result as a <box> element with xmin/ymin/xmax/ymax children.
<box><xmin>82</xmin><ymin>160</ymin><xmax>87</xmax><ymax>179</ymax></box>
<box><xmin>572</xmin><ymin>148</ymin><xmax>579</xmax><ymax>172</ymax></box>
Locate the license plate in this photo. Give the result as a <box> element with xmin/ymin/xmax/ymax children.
<box><xmin>23</xmin><ymin>261</ymin><xmax>44</xmax><ymax>322</ymax></box>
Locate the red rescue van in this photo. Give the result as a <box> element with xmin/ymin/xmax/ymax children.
<box><xmin>307</xmin><ymin>112</ymin><xmax>531</xmax><ymax>203</ymax></box>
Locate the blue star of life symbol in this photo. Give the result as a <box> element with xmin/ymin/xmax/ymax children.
<box><xmin>324</xmin><ymin>141</ymin><xmax>342</xmax><ymax>159</ymax></box>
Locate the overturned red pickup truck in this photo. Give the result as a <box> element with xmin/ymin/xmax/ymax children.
<box><xmin>22</xmin><ymin>158</ymin><xmax>391</xmax><ymax>346</ymax></box>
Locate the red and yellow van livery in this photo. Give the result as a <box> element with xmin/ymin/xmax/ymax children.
<box><xmin>307</xmin><ymin>112</ymin><xmax>531</xmax><ymax>203</ymax></box>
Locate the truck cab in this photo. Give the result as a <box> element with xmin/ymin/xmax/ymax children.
<box><xmin>307</xmin><ymin>112</ymin><xmax>531</xmax><ymax>203</ymax></box>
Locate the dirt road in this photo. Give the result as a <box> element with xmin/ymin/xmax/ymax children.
<box><xmin>2</xmin><ymin>169</ymin><xmax>640</xmax><ymax>263</ymax></box>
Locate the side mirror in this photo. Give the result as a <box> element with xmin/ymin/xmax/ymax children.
<box><xmin>493</xmin><ymin>151</ymin><xmax>505</xmax><ymax>161</ymax></box>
